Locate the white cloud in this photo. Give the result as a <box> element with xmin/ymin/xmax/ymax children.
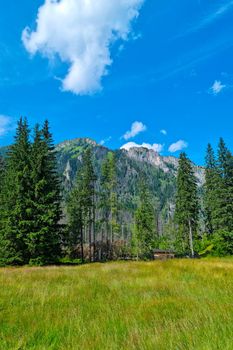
<box><xmin>182</xmin><ymin>1</ymin><xmax>233</xmax><ymax>35</ymax></box>
<box><xmin>199</xmin><ymin>1</ymin><xmax>233</xmax><ymax>28</ymax></box>
<box><xmin>123</xmin><ymin>121</ymin><xmax>146</xmax><ymax>140</ymax></box>
<box><xmin>168</xmin><ymin>140</ymin><xmax>188</xmax><ymax>153</ymax></box>
<box><xmin>121</xmin><ymin>141</ymin><xmax>163</xmax><ymax>153</ymax></box>
<box><xmin>160</xmin><ymin>129</ymin><xmax>167</xmax><ymax>135</ymax></box>
<box><xmin>0</xmin><ymin>115</ymin><xmax>12</xmax><ymax>137</ymax></box>
<box><xmin>100</xmin><ymin>136</ymin><xmax>112</xmax><ymax>145</ymax></box>
<box><xmin>210</xmin><ymin>80</ymin><xmax>226</xmax><ymax>95</ymax></box>
<box><xmin>22</xmin><ymin>0</ymin><xmax>144</xmax><ymax>95</ymax></box>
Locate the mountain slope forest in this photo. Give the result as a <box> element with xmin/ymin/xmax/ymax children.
<box><xmin>0</xmin><ymin>118</ymin><xmax>232</xmax><ymax>265</ymax></box>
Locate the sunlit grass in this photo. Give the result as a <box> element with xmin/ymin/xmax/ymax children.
<box><xmin>0</xmin><ymin>259</ymin><xmax>233</xmax><ymax>349</ymax></box>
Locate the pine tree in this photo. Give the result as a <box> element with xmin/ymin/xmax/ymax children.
<box><xmin>67</xmin><ymin>176</ymin><xmax>84</xmax><ymax>263</ymax></box>
<box><xmin>204</xmin><ymin>144</ymin><xmax>219</xmax><ymax>234</ymax></box>
<box><xmin>27</xmin><ymin>121</ymin><xmax>62</xmax><ymax>265</ymax></box>
<box><xmin>215</xmin><ymin>138</ymin><xmax>233</xmax><ymax>232</ymax></box>
<box><xmin>100</xmin><ymin>152</ymin><xmax>119</xmax><ymax>258</ymax></box>
<box><xmin>175</xmin><ymin>153</ymin><xmax>199</xmax><ymax>257</ymax></box>
<box><xmin>82</xmin><ymin>148</ymin><xmax>96</xmax><ymax>262</ymax></box>
<box><xmin>0</xmin><ymin>118</ymin><xmax>32</xmax><ymax>265</ymax></box>
<box><xmin>224</xmin><ymin>151</ymin><xmax>233</xmax><ymax>232</ymax></box>
<box><xmin>107</xmin><ymin>152</ymin><xmax>118</xmax><ymax>244</ymax></box>
<box><xmin>67</xmin><ymin>148</ymin><xmax>96</xmax><ymax>263</ymax></box>
<box><xmin>218</xmin><ymin>138</ymin><xmax>229</xmax><ymax>178</ymax></box>
<box><xmin>0</xmin><ymin>155</ymin><xmax>4</xmax><ymax>201</ymax></box>
<box><xmin>135</xmin><ymin>179</ymin><xmax>156</xmax><ymax>258</ymax></box>
<box><xmin>99</xmin><ymin>156</ymin><xmax>110</xmax><ymax>249</ymax></box>
<box><xmin>0</xmin><ymin>155</ymin><xmax>4</xmax><ymax>178</ymax></box>
<box><xmin>0</xmin><ymin>155</ymin><xmax>5</xmax><ymax>234</ymax></box>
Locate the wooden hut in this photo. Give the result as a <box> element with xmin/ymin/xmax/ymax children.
<box><xmin>153</xmin><ymin>249</ymin><xmax>175</xmax><ymax>260</ymax></box>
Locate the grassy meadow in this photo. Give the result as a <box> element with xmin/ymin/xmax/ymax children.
<box><xmin>0</xmin><ymin>259</ymin><xmax>233</xmax><ymax>350</ymax></box>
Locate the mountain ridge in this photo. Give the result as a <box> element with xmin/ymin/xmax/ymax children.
<box><xmin>0</xmin><ymin>137</ymin><xmax>205</xmax><ymax>234</ymax></box>
<box><xmin>54</xmin><ymin>137</ymin><xmax>205</xmax><ymax>185</ymax></box>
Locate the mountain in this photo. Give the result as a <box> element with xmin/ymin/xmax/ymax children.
<box><xmin>0</xmin><ymin>137</ymin><xmax>205</xmax><ymax>234</ymax></box>
<box><xmin>55</xmin><ymin>138</ymin><xmax>204</xmax><ymax>233</ymax></box>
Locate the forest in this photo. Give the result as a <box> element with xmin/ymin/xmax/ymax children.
<box><xmin>0</xmin><ymin>117</ymin><xmax>232</xmax><ymax>266</ymax></box>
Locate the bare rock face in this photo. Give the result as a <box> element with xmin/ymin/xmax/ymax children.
<box><xmin>124</xmin><ymin>147</ymin><xmax>173</xmax><ymax>173</ymax></box>
<box><xmin>122</xmin><ymin>146</ymin><xmax>205</xmax><ymax>186</ymax></box>
<box><xmin>64</xmin><ymin>160</ymin><xmax>72</xmax><ymax>182</ymax></box>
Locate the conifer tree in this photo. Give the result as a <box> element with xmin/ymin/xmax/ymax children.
<box><xmin>100</xmin><ymin>156</ymin><xmax>110</xmax><ymax>244</ymax></box>
<box><xmin>67</xmin><ymin>148</ymin><xmax>96</xmax><ymax>262</ymax></box>
<box><xmin>0</xmin><ymin>118</ymin><xmax>32</xmax><ymax>264</ymax></box>
<box><xmin>67</xmin><ymin>176</ymin><xmax>84</xmax><ymax>263</ymax></box>
<box><xmin>0</xmin><ymin>155</ymin><xmax>4</xmax><ymax>201</ymax></box>
<box><xmin>175</xmin><ymin>153</ymin><xmax>199</xmax><ymax>257</ymax></box>
<box><xmin>0</xmin><ymin>154</ymin><xmax>4</xmax><ymax>178</ymax></box>
<box><xmin>82</xmin><ymin>148</ymin><xmax>96</xmax><ymax>262</ymax></box>
<box><xmin>27</xmin><ymin>121</ymin><xmax>62</xmax><ymax>265</ymax></box>
<box><xmin>135</xmin><ymin>179</ymin><xmax>156</xmax><ymax>258</ymax></box>
<box><xmin>0</xmin><ymin>155</ymin><xmax>5</xmax><ymax>234</ymax></box>
<box><xmin>215</xmin><ymin>138</ymin><xmax>233</xmax><ymax>232</ymax></box>
<box><xmin>204</xmin><ymin>144</ymin><xmax>219</xmax><ymax>234</ymax></box>
<box><xmin>100</xmin><ymin>152</ymin><xmax>119</xmax><ymax>257</ymax></box>
<box><xmin>108</xmin><ymin>152</ymin><xmax>118</xmax><ymax>244</ymax></box>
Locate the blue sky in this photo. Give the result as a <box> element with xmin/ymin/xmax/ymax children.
<box><xmin>0</xmin><ymin>0</ymin><xmax>233</xmax><ymax>164</ymax></box>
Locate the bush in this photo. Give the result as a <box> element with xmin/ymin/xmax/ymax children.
<box><xmin>211</xmin><ymin>230</ymin><xmax>233</xmax><ymax>257</ymax></box>
<box><xmin>58</xmin><ymin>257</ymin><xmax>82</xmax><ymax>265</ymax></box>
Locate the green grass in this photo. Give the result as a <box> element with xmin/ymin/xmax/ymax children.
<box><xmin>0</xmin><ymin>259</ymin><xmax>233</xmax><ymax>350</ymax></box>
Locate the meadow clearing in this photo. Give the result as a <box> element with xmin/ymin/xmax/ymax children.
<box><xmin>0</xmin><ymin>259</ymin><xmax>233</xmax><ymax>350</ymax></box>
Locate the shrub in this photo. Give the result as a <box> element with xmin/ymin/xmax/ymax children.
<box><xmin>211</xmin><ymin>230</ymin><xmax>233</xmax><ymax>257</ymax></box>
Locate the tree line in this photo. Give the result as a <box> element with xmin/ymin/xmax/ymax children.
<box><xmin>0</xmin><ymin>118</ymin><xmax>61</xmax><ymax>265</ymax></box>
<box><xmin>0</xmin><ymin>118</ymin><xmax>232</xmax><ymax>265</ymax></box>
<box><xmin>174</xmin><ymin>140</ymin><xmax>233</xmax><ymax>257</ymax></box>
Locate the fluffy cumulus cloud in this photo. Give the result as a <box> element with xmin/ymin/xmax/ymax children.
<box><xmin>121</xmin><ymin>141</ymin><xmax>163</xmax><ymax>153</ymax></box>
<box><xmin>123</xmin><ymin>121</ymin><xmax>146</xmax><ymax>140</ymax></box>
<box><xmin>22</xmin><ymin>0</ymin><xmax>144</xmax><ymax>95</ymax></box>
<box><xmin>0</xmin><ymin>115</ymin><xmax>12</xmax><ymax>137</ymax></box>
<box><xmin>210</xmin><ymin>80</ymin><xmax>226</xmax><ymax>95</ymax></box>
<box><xmin>168</xmin><ymin>140</ymin><xmax>188</xmax><ymax>153</ymax></box>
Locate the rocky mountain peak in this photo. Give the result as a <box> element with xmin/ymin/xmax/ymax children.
<box><xmin>56</xmin><ymin>137</ymin><xmax>98</xmax><ymax>151</ymax></box>
<box><xmin>122</xmin><ymin>146</ymin><xmax>177</xmax><ymax>173</ymax></box>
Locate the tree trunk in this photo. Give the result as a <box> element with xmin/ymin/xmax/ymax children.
<box><xmin>92</xmin><ymin>199</ymin><xmax>96</xmax><ymax>262</ymax></box>
<box><xmin>188</xmin><ymin>219</ymin><xmax>194</xmax><ymax>258</ymax></box>
<box><xmin>101</xmin><ymin>225</ymin><xmax>104</xmax><ymax>261</ymax></box>
<box><xmin>89</xmin><ymin>212</ymin><xmax>92</xmax><ymax>263</ymax></box>
<box><xmin>80</xmin><ymin>224</ymin><xmax>84</xmax><ymax>264</ymax></box>
<box><xmin>110</xmin><ymin>209</ymin><xmax>113</xmax><ymax>244</ymax></box>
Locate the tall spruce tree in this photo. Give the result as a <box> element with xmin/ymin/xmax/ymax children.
<box><xmin>67</xmin><ymin>175</ymin><xmax>84</xmax><ymax>263</ymax></box>
<box><xmin>204</xmin><ymin>144</ymin><xmax>219</xmax><ymax>234</ymax></box>
<box><xmin>0</xmin><ymin>155</ymin><xmax>4</xmax><ymax>179</ymax></box>
<box><xmin>0</xmin><ymin>118</ymin><xmax>32</xmax><ymax>265</ymax></box>
<box><xmin>0</xmin><ymin>155</ymin><xmax>5</xmax><ymax>235</ymax></box>
<box><xmin>175</xmin><ymin>153</ymin><xmax>199</xmax><ymax>257</ymax></box>
<box><xmin>0</xmin><ymin>155</ymin><xmax>4</xmax><ymax>201</ymax></box>
<box><xmin>67</xmin><ymin>148</ymin><xmax>96</xmax><ymax>262</ymax></box>
<box><xmin>28</xmin><ymin>120</ymin><xmax>62</xmax><ymax>265</ymax></box>
<box><xmin>215</xmin><ymin>138</ymin><xmax>233</xmax><ymax>232</ymax></box>
<box><xmin>135</xmin><ymin>179</ymin><xmax>156</xmax><ymax>258</ymax></box>
<box><xmin>82</xmin><ymin>148</ymin><xmax>96</xmax><ymax>262</ymax></box>
<box><xmin>100</xmin><ymin>156</ymin><xmax>110</xmax><ymax>245</ymax></box>
<box><xmin>107</xmin><ymin>152</ymin><xmax>118</xmax><ymax>244</ymax></box>
<box><xmin>100</xmin><ymin>152</ymin><xmax>119</xmax><ymax>258</ymax></box>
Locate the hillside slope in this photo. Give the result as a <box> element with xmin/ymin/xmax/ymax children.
<box><xmin>0</xmin><ymin>137</ymin><xmax>205</xmax><ymax>234</ymax></box>
<box><xmin>55</xmin><ymin>138</ymin><xmax>204</xmax><ymax>233</ymax></box>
